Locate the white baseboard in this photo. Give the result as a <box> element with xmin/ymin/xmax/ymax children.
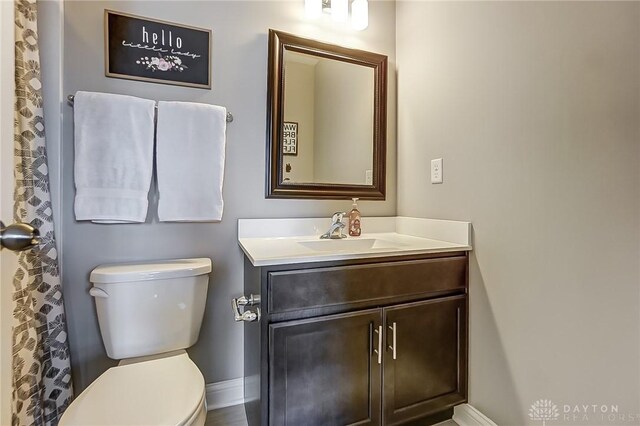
<box><xmin>205</xmin><ymin>378</ymin><xmax>244</xmax><ymax>411</ymax></box>
<box><xmin>453</xmin><ymin>404</ymin><xmax>497</xmax><ymax>426</ymax></box>
<box><xmin>204</xmin><ymin>382</ymin><xmax>494</xmax><ymax>426</ymax></box>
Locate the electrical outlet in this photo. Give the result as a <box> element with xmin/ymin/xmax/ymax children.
<box><xmin>431</xmin><ymin>158</ymin><xmax>443</xmax><ymax>184</ymax></box>
<box><xmin>365</xmin><ymin>169</ymin><xmax>373</xmax><ymax>185</ymax></box>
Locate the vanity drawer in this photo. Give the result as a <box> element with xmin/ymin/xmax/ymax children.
<box><xmin>267</xmin><ymin>256</ymin><xmax>467</xmax><ymax>315</ymax></box>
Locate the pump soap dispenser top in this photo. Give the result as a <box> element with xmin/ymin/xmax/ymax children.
<box><xmin>348</xmin><ymin>198</ymin><xmax>361</xmax><ymax>237</ymax></box>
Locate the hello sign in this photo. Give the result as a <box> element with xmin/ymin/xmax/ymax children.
<box><xmin>105</xmin><ymin>10</ymin><xmax>211</xmax><ymax>89</ymax></box>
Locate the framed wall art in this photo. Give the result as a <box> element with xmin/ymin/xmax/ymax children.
<box><xmin>105</xmin><ymin>10</ymin><xmax>211</xmax><ymax>89</ymax></box>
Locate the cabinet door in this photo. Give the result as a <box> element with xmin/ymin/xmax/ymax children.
<box><xmin>383</xmin><ymin>295</ymin><xmax>467</xmax><ymax>425</ymax></box>
<box><xmin>269</xmin><ymin>309</ymin><xmax>383</xmax><ymax>426</ymax></box>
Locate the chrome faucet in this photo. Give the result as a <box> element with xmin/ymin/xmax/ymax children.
<box><xmin>320</xmin><ymin>212</ymin><xmax>347</xmax><ymax>239</ymax></box>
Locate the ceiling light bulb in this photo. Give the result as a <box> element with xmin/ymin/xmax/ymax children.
<box><xmin>351</xmin><ymin>0</ymin><xmax>368</xmax><ymax>30</ymax></box>
<box><xmin>305</xmin><ymin>0</ymin><xmax>322</xmax><ymax>19</ymax></box>
<box><xmin>331</xmin><ymin>0</ymin><xmax>348</xmax><ymax>22</ymax></box>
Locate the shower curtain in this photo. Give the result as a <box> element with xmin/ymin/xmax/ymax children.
<box><xmin>12</xmin><ymin>0</ymin><xmax>74</xmax><ymax>425</ymax></box>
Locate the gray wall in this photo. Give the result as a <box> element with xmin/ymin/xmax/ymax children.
<box><xmin>62</xmin><ymin>0</ymin><xmax>396</xmax><ymax>391</ymax></box>
<box><xmin>314</xmin><ymin>59</ymin><xmax>374</xmax><ymax>184</ymax></box>
<box><xmin>397</xmin><ymin>1</ymin><xmax>640</xmax><ymax>424</ymax></box>
<box><xmin>282</xmin><ymin>59</ymin><xmax>315</xmax><ymax>182</ymax></box>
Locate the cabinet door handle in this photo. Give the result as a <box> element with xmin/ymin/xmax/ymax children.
<box><xmin>388</xmin><ymin>322</ymin><xmax>397</xmax><ymax>360</ymax></box>
<box><xmin>373</xmin><ymin>325</ymin><xmax>382</xmax><ymax>364</ymax></box>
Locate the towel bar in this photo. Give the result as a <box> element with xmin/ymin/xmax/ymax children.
<box><xmin>66</xmin><ymin>94</ymin><xmax>234</xmax><ymax>123</ymax></box>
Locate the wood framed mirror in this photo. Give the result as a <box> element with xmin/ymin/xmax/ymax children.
<box><xmin>266</xmin><ymin>29</ymin><xmax>388</xmax><ymax>200</ymax></box>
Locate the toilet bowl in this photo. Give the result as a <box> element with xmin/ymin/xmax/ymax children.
<box><xmin>60</xmin><ymin>351</ymin><xmax>206</xmax><ymax>426</ymax></box>
<box><xmin>59</xmin><ymin>258</ymin><xmax>212</xmax><ymax>426</ymax></box>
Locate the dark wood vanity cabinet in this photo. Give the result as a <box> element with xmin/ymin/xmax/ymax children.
<box><xmin>269</xmin><ymin>309</ymin><xmax>382</xmax><ymax>426</ymax></box>
<box><xmin>383</xmin><ymin>296</ymin><xmax>467</xmax><ymax>425</ymax></box>
<box><xmin>243</xmin><ymin>252</ymin><xmax>469</xmax><ymax>426</ymax></box>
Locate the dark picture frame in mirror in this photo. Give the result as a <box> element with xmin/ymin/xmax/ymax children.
<box><xmin>266</xmin><ymin>29</ymin><xmax>388</xmax><ymax>200</ymax></box>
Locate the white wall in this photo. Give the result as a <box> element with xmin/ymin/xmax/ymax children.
<box><xmin>0</xmin><ymin>2</ymin><xmax>16</xmax><ymax>423</ymax></box>
<box><xmin>397</xmin><ymin>2</ymin><xmax>640</xmax><ymax>424</ymax></box>
<box><xmin>60</xmin><ymin>0</ymin><xmax>396</xmax><ymax>391</ymax></box>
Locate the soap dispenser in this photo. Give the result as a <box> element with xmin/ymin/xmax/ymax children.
<box><xmin>348</xmin><ymin>198</ymin><xmax>361</xmax><ymax>237</ymax></box>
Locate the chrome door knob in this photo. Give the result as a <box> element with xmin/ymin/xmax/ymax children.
<box><xmin>0</xmin><ymin>221</ymin><xmax>40</xmax><ymax>252</ymax></box>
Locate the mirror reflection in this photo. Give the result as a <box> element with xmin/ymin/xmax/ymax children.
<box><xmin>281</xmin><ymin>49</ymin><xmax>374</xmax><ymax>186</ymax></box>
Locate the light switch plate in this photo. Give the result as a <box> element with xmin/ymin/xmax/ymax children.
<box><xmin>365</xmin><ymin>169</ymin><xmax>373</xmax><ymax>185</ymax></box>
<box><xmin>431</xmin><ymin>158</ymin><xmax>443</xmax><ymax>184</ymax></box>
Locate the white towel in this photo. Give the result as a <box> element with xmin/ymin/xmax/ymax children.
<box><xmin>156</xmin><ymin>101</ymin><xmax>227</xmax><ymax>222</ymax></box>
<box><xmin>73</xmin><ymin>91</ymin><xmax>155</xmax><ymax>223</ymax></box>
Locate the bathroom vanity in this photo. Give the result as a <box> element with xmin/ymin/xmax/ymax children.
<box><xmin>237</xmin><ymin>217</ymin><xmax>472</xmax><ymax>426</ymax></box>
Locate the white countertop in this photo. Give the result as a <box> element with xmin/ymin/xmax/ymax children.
<box><xmin>238</xmin><ymin>217</ymin><xmax>472</xmax><ymax>266</ymax></box>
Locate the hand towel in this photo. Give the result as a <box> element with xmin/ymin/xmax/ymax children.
<box><xmin>73</xmin><ymin>91</ymin><xmax>155</xmax><ymax>223</ymax></box>
<box><xmin>156</xmin><ymin>101</ymin><xmax>227</xmax><ymax>222</ymax></box>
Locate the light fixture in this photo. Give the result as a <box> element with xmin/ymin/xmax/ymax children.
<box><xmin>331</xmin><ymin>0</ymin><xmax>348</xmax><ymax>23</ymax></box>
<box><xmin>305</xmin><ymin>0</ymin><xmax>322</xmax><ymax>19</ymax></box>
<box><xmin>304</xmin><ymin>0</ymin><xmax>369</xmax><ymax>31</ymax></box>
<box><xmin>351</xmin><ymin>0</ymin><xmax>368</xmax><ymax>31</ymax></box>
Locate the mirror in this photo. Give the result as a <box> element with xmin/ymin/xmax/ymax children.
<box><xmin>266</xmin><ymin>30</ymin><xmax>387</xmax><ymax>200</ymax></box>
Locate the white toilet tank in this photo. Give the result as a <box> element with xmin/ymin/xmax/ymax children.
<box><xmin>89</xmin><ymin>258</ymin><xmax>212</xmax><ymax>360</ymax></box>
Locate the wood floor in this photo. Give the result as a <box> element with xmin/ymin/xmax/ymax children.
<box><xmin>204</xmin><ymin>404</ymin><xmax>458</xmax><ymax>426</ymax></box>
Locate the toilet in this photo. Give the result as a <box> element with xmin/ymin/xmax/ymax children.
<box><xmin>60</xmin><ymin>258</ymin><xmax>212</xmax><ymax>426</ymax></box>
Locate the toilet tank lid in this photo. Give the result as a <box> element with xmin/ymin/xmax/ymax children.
<box><xmin>90</xmin><ymin>258</ymin><xmax>212</xmax><ymax>284</ymax></box>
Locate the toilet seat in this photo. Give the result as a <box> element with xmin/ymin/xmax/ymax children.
<box><xmin>60</xmin><ymin>352</ymin><xmax>206</xmax><ymax>426</ymax></box>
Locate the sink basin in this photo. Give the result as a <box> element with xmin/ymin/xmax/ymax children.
<box><xmin>298</xmin><ymin>238</ymin><xmax>404</xmax><ymax>252</ymax></box>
